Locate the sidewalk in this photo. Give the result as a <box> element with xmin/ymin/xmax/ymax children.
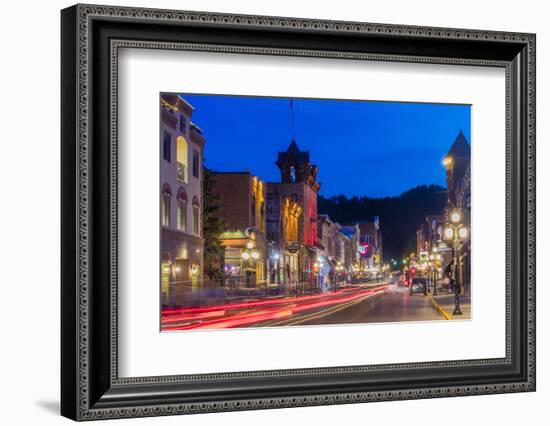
<box><xmin>427</xmin><ymin>293</ymin><xmax>471</xmax><ymax>320</ymax></box>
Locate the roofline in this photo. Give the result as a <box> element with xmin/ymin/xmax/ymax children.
<box><xmin>211</xmin><ymin>171</ymin><xmax>251</xmax><ymax>175</ymax></box>
<box><xmin>176</xmin><ymin>94</ymin><xmax>195</xmax><ymax>111</ymax></box>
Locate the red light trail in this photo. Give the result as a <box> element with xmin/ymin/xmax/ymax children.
<box><xmin>161</xmin><ymin>285</ymin><xmax>387</xmax><ymax>331</ymax></box>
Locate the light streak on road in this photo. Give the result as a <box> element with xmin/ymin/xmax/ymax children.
<box><xmin>161</xmin><ymin>285</ymin><xmax>388</xmax><ymax>331</ymax></box>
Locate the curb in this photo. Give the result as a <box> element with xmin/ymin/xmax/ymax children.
<box><xmin>427</xmin><ymin>294</ymin><xmax>452</xmax><ymax>320</ymax></box>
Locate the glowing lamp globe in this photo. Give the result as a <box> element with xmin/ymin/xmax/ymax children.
<box><xmin>450</xmin><ymin>211</ymin><xmax>461</xmax><ymax>223</ymax></box>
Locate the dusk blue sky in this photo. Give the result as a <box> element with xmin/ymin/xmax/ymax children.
<box><xmin>181</xmin><ymin>94</ymin><xmax>471</xmax><ymax>198</ymax></box>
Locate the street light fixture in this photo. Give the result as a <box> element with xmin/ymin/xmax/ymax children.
<box><xmin>444</xmin><ymin>210</ymin><xmax>469</xmax><ymax>316</ymax></box>
<box><xmin>241</xmin><ymin>241</ymin><xmax>259</xmax><ymax>288</ymax></box>
<box><xmin>450</xmin><ymin>210</ymin><xmax>462</xmax><ymax>224</ymax></box>
<box><xmin>458</xmin><ymin>227</ymin><xmax>469</xmax><ymax>239</ymax></box>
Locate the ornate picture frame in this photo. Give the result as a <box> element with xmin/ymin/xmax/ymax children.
<box><xmin>61</xmin><ymin>4</ymin><xmax>535</xmax><ymax>421</ymax></box>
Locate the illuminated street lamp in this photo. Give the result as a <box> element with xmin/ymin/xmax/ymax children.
<box><xmin>241</xmin><ymin>241</ymin><xmax>260</xmax><ymax>288</ymax></box>
<box><xmin>444</xmin><ymin>209</ymin><xmax>469</xmax><ymax>315</ymax></box>
<box><xmin>450</xmin><ymin>210</ymin><xmax>462</xmax><ymax>224</ymax></box>
<box><xmin>458</xmin><ymin>227</ymin><xmax>469</xmax><ymax>239</ymax></box>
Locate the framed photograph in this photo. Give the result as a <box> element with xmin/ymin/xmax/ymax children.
<box><xmin>61</xmin><ymin>4</ymin><xmax>536</xmax><ymax>421</ymax></box>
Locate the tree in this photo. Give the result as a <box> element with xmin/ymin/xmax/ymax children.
<box><xmin>318</xmin><ymin>185</ymin><xmax>446</xmax><ymax>260</ymax></box>
<box><xmin>202</xmin><ymin>167</ymin><xmax>227</xmax><ymax>283</ymax></box>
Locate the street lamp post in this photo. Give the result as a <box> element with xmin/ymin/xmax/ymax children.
<box><xmin>444</xmin><ymin>210</ymin><xmax>469</xmax><ymax>316</ymax></box>
<box><xmin>241</xmin><ymin>241</ymin><xmax>260</xmax><ymax>288</ymax></box>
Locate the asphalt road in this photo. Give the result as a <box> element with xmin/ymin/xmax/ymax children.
<box><xmin>264</xmin><ymin>286</ymin><xmax>443</xmax><ymax>327</ymax></box>
<box><xmin>162</xmin><ymin>284</ymin><xmax>445</xmax><ymax>331</ymax></box>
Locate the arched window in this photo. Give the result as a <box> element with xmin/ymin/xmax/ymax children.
<box><xmin>192</xmin><ymin>196</ymin><xmax>200</xmax><ymax>236</ymax></box>
<box><xmin>161</xmin><ymin>183</ymin><xmax>172</xmax><ymax>227</ymax></box>
<box><xmin>176</xmin><ymin>187</ymin><xmax>188</xmax><ymax>232</ymax></box>
<box><xmin>176</xmin><ymin>136</ymin><xmax>188</xmax><ymax>183</ymax></box>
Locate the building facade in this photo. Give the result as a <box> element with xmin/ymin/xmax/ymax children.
<box><xmin>160</xmin><ymin>94</ymin><xmax>205</xmax><ymax>305</ymax></box>
<box><xmin>265</xmin><ymin>183</ymin><xmax>302</xmax><ymax>289</ymax></box>
<box><xmin>211</xmin><ymin>172</ymin><xmax>267</xmax><ymax>287</ymax></box>
<box><xmin>272</xmin><ymin>140</ymin><xmax>322</xmax><ymax>291</ymax></box>
<box><xmin>442</xmin><ymin>130</ymin><xmax>471</xmax><ymax>295</ymax></box>
<box><xmin>357</xmin><ymin>217</ymin><xmax>383</xmax><ymax>272</ymax></box>
<box><xmin>339</xmin><ymin>224</ymin><xmax>361</xmax><ymax>272</ymax></box>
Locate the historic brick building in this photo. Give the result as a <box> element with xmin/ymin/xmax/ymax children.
<box><xmin>266</xmin><ymin>183</ymin><xmax>302</xmax><ymax>288</ymax></box>
<box><xmin>269</xmin><ymin>140</ymin><xmax>322</xmax><ymax>290</ymax></box>
<box><xmin>211</xmin><ymin>172</ymin><xmax>267</xmax><ymax>287</ymax></box>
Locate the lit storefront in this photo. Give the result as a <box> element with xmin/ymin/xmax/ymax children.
<box><xmin>219</xmin><ymin>229</ymin><xmax>266</xmax><ymax>288</ymax></box>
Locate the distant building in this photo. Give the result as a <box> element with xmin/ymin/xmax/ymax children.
<box><xmin>356</xmin><ymin>217</ymin><xmax>383</xmax><ymax>270</ymax></box>
<box><xmin>417</xmin><ymin>222</ymin><xmax>429</xmax><ymax>259</ymax></box>
<box><xmin>425</xmin><ymin>215</ymin><xmax>445</xmax><ymax>248</ymax></box>
<box><xmin>338</xmin><ymin>232</ymin><xmax>352</xmax><ymax>275</ymax></box>
<box><xmin>160</xmin><ymin>94</ymin><xmax>205</xmax><ymax>304</ymax></box>
<box><xmin>317</xmin><ymin>215</ymin><xmax>351</xmax><ymax>288</ymax></box>
<box><xmin>339</xmin><ymin>224</ymin><xmax>361</xmax><ymax>268</ymax></box>
<box><xmin>211</xmin><ymin>172</ymin><xmax>267</xmax><ymax>287</ymax></box>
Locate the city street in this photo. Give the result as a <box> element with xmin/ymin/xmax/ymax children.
<box><xmin>268</xmin><ymin>286</ymin><xmax>444</xmax><ymax>327</ymax></box>
<box><xmin>161</xmin><ymin>283</ymin><xmax>450</xmax><ymax>331</ymax></box>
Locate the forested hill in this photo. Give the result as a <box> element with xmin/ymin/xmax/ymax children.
<box><xmin>318</xmin><ymin>185</ymin><xmax>447</xmax><ymax>261</ymax></box>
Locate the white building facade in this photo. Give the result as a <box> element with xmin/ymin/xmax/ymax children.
<box><xmin>160</xmin><ymin>94</ymin><xmax>205</xmax><ymax>305</ymax></box>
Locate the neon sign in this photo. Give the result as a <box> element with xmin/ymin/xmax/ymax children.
<box><xmin>357</xmin><ymin>243</ymin><xmax>369</xmax><ymax>256</ymax></box>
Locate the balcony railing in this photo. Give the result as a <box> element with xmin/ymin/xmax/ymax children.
<box><xmin>177</xmin><ymin>162</ymin><xmax>187</xmax><ymax>182</ymax></box>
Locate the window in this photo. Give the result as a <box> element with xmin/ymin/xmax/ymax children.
<box><xmin>251</xmin><ymin>196</ymin><xmax>256</xmax><ymax>225</ymax></box>
<box><xmin>290</xmin><ymin>166</ymin><xmax>296</xmax><ymax>182</ymax></box>
<box><xmin>163</xmin><ymin>131</ymin><xmax>171</xmax><ymax>162</ymax></box>
<box><xmin>162</xmin><ymin>194</ymin><xmax>170</xmax><ymax>227</ymax></box>
<box><xmin>192</xmin><ymin>149</ymin><xmax>200</xmax><ymax>178</ymax></box>
<box><xmin>177</xmin><ymin>200</ymin><xmax>187</xmax><ymax>231</ymax></box>
<box><xmin>192</xmin><ymin>205</ymin><xmax>200</xmax><ymax>236</ymax></box>
<box><xmin>179</xmin><ymin>115</ymin><xmax>186</xmax><ymax>133</ymax></box>
<box><xmin>176</xmin><ymin>136</ymin><xmax>188</xmax><ymax>183</ymax></box>
<box><xmin>260</xmin><ymin>201</ymin><xmax>265</xmax><ymax>230</ymax></box>
<box><xmin>360</xmin><ymin>235</ymin><xmax>372</xmax><ymax>244</ymax></box>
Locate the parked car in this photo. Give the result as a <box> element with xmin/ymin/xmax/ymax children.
<box><xmin>410</xmin><ymin>277</ymin><xmax>427</xmax><ymax>294</ymax></box>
